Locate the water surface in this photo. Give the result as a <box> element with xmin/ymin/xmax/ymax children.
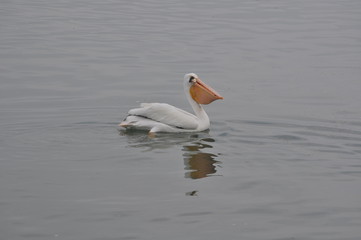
<box><xmin>1</xmin><ymin>0</ymin><xmax>361</xmax><ymax>239</ymax></box>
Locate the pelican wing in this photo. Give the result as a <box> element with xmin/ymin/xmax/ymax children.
<box><xmin>128</xmin><ymin>103</ymin><xmax>198</xmax><ymax>130</ymax></box>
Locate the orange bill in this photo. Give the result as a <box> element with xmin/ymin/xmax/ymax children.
<box><xmin>190</xmin><ymin>78</ymin><xmax>223</xmax><ymax>104</ymax></box>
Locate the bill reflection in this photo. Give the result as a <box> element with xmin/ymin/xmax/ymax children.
<box><xmin>182</xmin><ymin>138</ymin><xmax>221</xmax><ymax>179</ymax></box>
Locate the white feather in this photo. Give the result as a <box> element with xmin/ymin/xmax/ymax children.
<box><xmin>119</xmin><ymin>73</ymin><xmax>222</xmax><ymax>133</ymax></box>
<box><xmin>127</xmin><ymin>103</ymin><xmax>198</xmax><ymax>130</ymax></box>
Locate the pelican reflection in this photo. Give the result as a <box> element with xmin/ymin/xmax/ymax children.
<box><xmin>119</xmin><ymin>129</ymin><xmax>221</xmax><ymax>179</ymax></box>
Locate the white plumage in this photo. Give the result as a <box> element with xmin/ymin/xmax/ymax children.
<box><xmin>128</xmin><ymin>103</ymin><xmax>198</xmax><ymax>129</ymax></box>
<box><xmin>120</xmin><ymin>73</ymin><xmax>223</xmax><ymax>134</ymax></box>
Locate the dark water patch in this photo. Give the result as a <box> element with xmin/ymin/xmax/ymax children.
<box><xmin>286</xmin><ymin>158</ymin><xmax>317</xmax><ymax>162</ymax></box>
<box><xmin>150</xmin><ymin>217</ymin><xmax>171</xmax><ymax>222</ymax></box>
<box><xmin>111</xmin><ymin>210</ymin><xmax>134</xmax><ymax>218</ymax></box>
<box><xmin>295</xmin><ymin>210</ymin><xmax>331</xmax><ymax>218</ymax></box>
<box><xmin>213</xmin><ymin>125</ymin><xmax>244</xmax><ymax>136</ymax></box>
<box><xmin>233</xmin><ymin>120</ymin><xmax>277</xmax><ymax>126</ymax></box>
<box><xmin>286</xmin><ymin>116</ymin><xmax>361</xmax><ymax>128</ymax></box>
<box><xmin>234</xmin><ymin>119</ymin><xmax>302</xmax><ymax>129</ymax></box>
<box><xmin>234</xmin><ymin>206</ymin><xmax>284</xmax><ymax>215</ymax></box>
<box><xmin>305</xmin><ymin>125</ymin><xmax>361</xmax><ymax>136</ymax></box>
<box><xmin>293</xmin><ymin>131</ymin><xmax>361</xmax><ymax>142</ymax></box>
<box><xmin>238</xmin><ymin>118</ymin><xmax>361</xmax><ymax>142</ymax></box>
<box><xmin>232</xmin><ymin>139</ymin><xmax>267</xmax><ymax>145</ymax></box>
<box><xmin>218</xmin><ymin>132</ymin><xmax>230</xmax><ymax>137</ymax></box>
<box><xmin>339</xmin><ymin>171</ymin><xmax>361</xmax><ymax>177</ymax></box>
<box><xmin>43</xmin><ymin>213</ymin><xmax>68</xmax><ymax>220</ymax></box>
<box><xmin>296</xmin><ymin>142</ymin><xmax>342</xmax><ymax>149</ymax></box>
<box><xmin>19</xmin><ymin>232</ymin><xmax>60</xmax><ymax>239</ymax></box>
<box><xmin>348</xmin><ymin>164</ymin><xmax>361</xmax><ymax>168</ymax></box>
<box><xmin>345</xmin><ymin>143</ymin><xmax>361</xmax><ymax>148</ymax></box>
<box><xmin>74</xmin><ymin>121</ymin><xmax>105</xmax><ymax>125</ymax></box>
<box><xmin>316</xmin><ymin>149</ymin><xmax>356</xmax><ymax>155</ymax></box>
<box><xmin>202</xmin><ymin>137</ymin><xmax>215</xmax><ymax>142</ymax></box>
<box><xmin>271</xmin><ymin>238</ymin><xmax>296</xmax><ymax>240</ymax></box>
<box><xmin>268</xmin><ymin>135</ymin><xmax>305</xmax><ymax>141</ymax></box>
<box><xmin>0</xmin><ymin>201</ymin><xmax>11</xmax><ymax>206</ymax></box>
<box><xmin>118</xmin><ymin>237</ymin><xmax>139</xmax><ymax>240</ymax></box>
<box><xmin>178</xmin><ymin>211</ymin><xmax>213</xmax><ymax>217</ymax></box>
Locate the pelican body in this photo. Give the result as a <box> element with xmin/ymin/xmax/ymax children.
<box><xmin>120</xmin><ymin>73</ymin><xmax>223</xmax><ymax>134</ymax></box>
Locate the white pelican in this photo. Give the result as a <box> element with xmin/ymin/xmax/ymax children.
<box><xmin>119</xmin><ymin>73</ymin><xmax>223</xmax><ymax>134</ymax></box>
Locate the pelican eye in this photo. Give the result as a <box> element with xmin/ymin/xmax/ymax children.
<box><xmin>189</xmin><ymin>76</ymin><xmax>195</xmax><ymax>83</ymax></box>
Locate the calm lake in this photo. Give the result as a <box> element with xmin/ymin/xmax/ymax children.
<box><xmin>1</xmin><ymin>0</ymin><xmax>361</xmax><ymax>239</ymax></box>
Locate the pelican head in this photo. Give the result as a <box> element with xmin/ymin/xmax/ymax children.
<box><xmin>184</xmin><ymin>73</ymin><xmax>223</xmax><ymax>105</ymax></box>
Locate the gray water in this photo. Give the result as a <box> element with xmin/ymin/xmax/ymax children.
<box><xmin>1</xmin><ymin>0</ymin><xmax>361</xmax><ymax>239</ymax></box>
